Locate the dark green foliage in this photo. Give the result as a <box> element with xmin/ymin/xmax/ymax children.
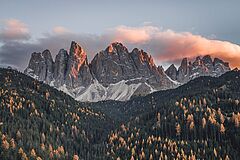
<box><xmin>1</xmin><ymin>68</ymin><xmax>240</xmax><ymax>159</ymax></box>
<box><xmin>0</xmin><ymin>68</ymin><xmax>114</xmax><ymax>159</ymax></box>
<box><xmin>91</xmin><ymin>70</ymin><xmax>240</xmax><ymax>159</ymax></box>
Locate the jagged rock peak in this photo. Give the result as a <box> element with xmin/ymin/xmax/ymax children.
<box><xmin>213</xmin><ymin>57</ymin><xmax>230</xmax><ymax>67</ymax></box>
<box><xmin>193</xmin><ymin>56</ymin><xmax>203</xmax><ymax>66</ymax></box>
<box><xmin>69</xmin><ymin>41</ymin><xmax>87</xmax><ymax>64</ymax></box>
<box><xmin>157</xmin><ymin>66</ymin><xmax>165</xmax><ymax>74</ymax></box>
<box><xmin>58</xmin><ymin>48</ymin><xmax>68</xmax><ymax>55</ymax></box>
<box><xmin>24</xmin><ymin>42</ymin><xmax>231</xmax><ymax>102</ymax></box>
<box><xmin>91</xmin><ymin>42</ymin><xmax>135</xmax><ymax>85</ymax></box>
<box><xmin>180</xmin><ymin>57</ymin><xmax>188</xmax><ymax>66</ymax></box>
<box><xmin>179</xmin><ymin>57</ymin><xmax>189</xmax><ymax>75</ymax></box>
<box><xmin>53</xmin><ymin>49</ymin><xmax>69</xmax><ymax>86</ymax></box>
<box><xmin>24</xmin><ymin>50</ymin><xmax>54</xmax><ymax>82</ymax></box>
<box><xmin>30</xmin><ymin>52</ymin><xmax>42</xmax><ymax>59</ymax></box>
<box><xmin>165</xmin><ymin>55</ymin><xmax>231</xmax><ymax>83</ymax></box>
<box><xmin>131</xmin><ymin>48</ymin><xmax>155</xmax><ymax>67</ymax></box>
<box><xmin>65</xmin><ymin>41</ymin><xmax>92</xmax><ymax>87</ymax></box>
<box><xmin>42</xmin><ymin>49</ymin><xmax>52</xmax><ymax>58</ymax></box>
<box><xmin>202</xmin><ymin>55</ymin><xmax>213</xmax><ymax>64</ymax></box>
<box><xmin>165</xmin><ymin>64</ymin><xmax>177</xmax><ymax>80</ymax></box>
<box><xmin>105</xmin><ymin>42</ymin><xmax>128</xmax><ymax>53</ymax></box>
<box><xmin>233</xmin><ymin>68</ymin><xmax>239</xmax><ymax>71</ymax></box>
<box><xmin>167</xmin><ymin>64</ymin><xmax>177</xmax><ymax>71</ymax></box>
<box><xmin>67</xmin><ymin>41</ymin><xmax>89</xmax><ymax>79</ymax></box>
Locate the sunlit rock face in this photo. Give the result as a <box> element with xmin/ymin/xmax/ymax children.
<box><xmin>24</xmin><ymin>41</ymin><xmax>230</xmax><ymax>102</ymax></box>
<box><xmin>90</xmin><ymin>42</ymin><xmax>176</xmax><ymax>91</ymax></box>
<box><xmin>90</xmin><ymin>42</ymin><xmax>136</xmax><ymax>86</ymax></box>
<box><xmin>65</xmin><ymin>41</ymin><xmax>93</xmax><ymax>88</ymax></box>
<box><xmin>166</xmin><ymin>55</ymin><xmax>231</xmax><ymax>83</ymax></box>
<box><xmin>24</xmin><ymin>41</ymin><xmax>177</xmax><ymax>101</ymax></box>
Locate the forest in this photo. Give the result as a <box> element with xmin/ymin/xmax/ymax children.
<box><xmin>0</xmin><ymin>68</ymin><xmax>240</xmax><ymax>159</ymax></box>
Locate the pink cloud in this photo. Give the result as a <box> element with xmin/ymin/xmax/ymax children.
<box><xmin>39</xmin><ymin>25</ymin><xmax>240</xmax><ymax>68</ymax></box>
<box><xmin>53</xmin><ymin>26</ymin><xmax>71</xmax><ymax>35</ymax></box>
<box><xmin>109</xmin><ymin>25</ymin><xmax>159</xmax><ymax>43</ymax></box>
<box><xmin>109</xmin><ymin>26</ymin><xmax>240</xmax><ymax>68</ymax></box>
<box><xmin>0</xmin><ymin>19</ymin><xmax>30</xmax><ymax>42</ymax></box>
<box><xmin>2</xmin><ymin>24</ymin><xmax>240</xmax><ymax>70</ymax></box>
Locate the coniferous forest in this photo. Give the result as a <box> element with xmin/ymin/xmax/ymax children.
<box><xmin>0</xmin><ymin>68</ymin><xmax>240</xmax><ymax>159</ymax></box>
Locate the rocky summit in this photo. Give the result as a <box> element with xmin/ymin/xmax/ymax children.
<box><xmin>165</xmin><ymin>55</ymin><xmax>231</xmax><ymax>83</ymax></box>
<box><xmin>24</xmin><ymin>41</ymin><xmax>230</xmax><ymax>102</ymax></box>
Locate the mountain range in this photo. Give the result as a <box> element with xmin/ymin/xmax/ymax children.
<box><xmin>24</xmin><ymin>41</ymin><xmax>231</xmax><ymax>102</ymax></box>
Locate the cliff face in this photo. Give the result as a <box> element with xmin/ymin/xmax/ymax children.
<box><xmin>65</xmin><ymin>41</ymin><xmax>93</xmax><ymax>88</ymax></box>
<box><xmin>24</xmin><ymin>50</ymin><xmax>54</xmax><ymax>83</ymax></box>
<box><xmin>165</xmin><ymin>55</ymin><xmax>231</xmax><ymax>83</ymax></box>
<box><xmin>53</xmin><ymin>49</ymin><xmax>69</xmax><ymax>87</ymax></box>
<box><xmin>24</xmin><ymin>41</ymin><xmax>230</xmax><ymax>102</ymax></box>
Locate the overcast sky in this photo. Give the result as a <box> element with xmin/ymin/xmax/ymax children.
<box><xmin>0</xmin><ymin>0</ymin><xmax>240</xmax><ymax>70</ymax></box>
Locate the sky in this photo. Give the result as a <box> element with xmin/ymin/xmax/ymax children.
<box><xmin>0</xmin><ymin>0</ymin><xmax>240</xmax><ymax>70</ymax></box>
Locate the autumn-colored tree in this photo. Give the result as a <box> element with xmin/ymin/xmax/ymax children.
<box><xmin>187</xmin><ymin>114</ymin><xmax>194</xmax><ymax>124</ymax></box>
<box><xmin>10</xmin><ymin>138</ymin><xmax>16</xmax><ymax>149</ymax></box>
<box><xmin>176</xmin><ymin>123</ymin><xmax>181</xmax><ymax>136</ymax></box>
<box><xmin>149</xmin><ymin>153</ymin><xmax>153</xmax><ymax>160</ymax></box>
<box><xmin>189</xmin><ymin>121</ymin><xmax>195</xmax><ymax>131</ymax></box>
<box><xmin>214</xmin><ymin>148</ymin><xmax>218</xmax><ymax>157</ymax></box>
<box><xmin>220</xmin><ymin>124</ymin><xmax>226</xmax><ymax>134</ymax></box>
<box><xmin>203</xmin><ymin>98</ymin><xmax>207</xmax><ymax>106</ymax></box>
<box><xmin>157</xmin><ymin>112</ymin><xmax>161</xmax><ymax>128</ymax></box>
<box><xmin>45</xmin><ymin>91</ymin><xmax>50</xmax><ymax>100</ymax></box>
<box><xmin>41</xmin><ymin>133</ymin><xmax>45</xmax><ymax>143</ymax></box>
<box><xmin>30</xmin><ymin>148</ymin><xmax>37</xmax><ymax>157</ymax></box>
<box><xmin>2</xmin><ymin>139</ymin><xmax>9</xmax><ymax>150</ymax></box>
<box><xmin>202</xmin><ymin>117</ymin><xmax>206</xmax><ymax>129</ymax></box>
<box><xmin>235</xmin><ymin>99</ymin><xmax>239</xmax><ymax>105</ymax></box>
<box><xmin>16</xmin><ymin>130</ymin><xmax>22</xmax><ymax>140</ymax></box>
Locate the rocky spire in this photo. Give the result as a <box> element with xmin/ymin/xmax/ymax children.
<box><xmin>42</xmin><ymin>50</ymin><xmax>54</xmax><ymax>83</ymax></box>
<box><xmin>24</xmin><ymin>52</ymin><xmax>43</xmax><ymax>79</ymax></box>
<box><xmin>105</xmin><ymin>42</ymin><xmax>129</xmax><ymax>54</ymax></box>
<box><xmin>24</xmin><ymin>41</ymin><xmax>178</xmax><ymax>101</ymax></box>
<box><xmin>213</xmin><ymin>58</ymin><xmax>230</xmax><ymax>75</ymax></box>
<box><xmin>165</xmin><ymin>55</ymin><xmax>231</xmax><ymax>84</ymax></box>
<box><xmin>90</xmin><ymin>42</ymin><xmax>175</xmax><ymax>89</ymax></box>
<box><xmin>202</xmin><ymin>55</ymin><xmax>213</xmax><ymax>65</ymax></box>
<box><xmin>24</xmin><ymin>41</ymin><xmax>231</xmax><ymax>102</ymax></box>
<box><xmin>65</xmin><ymin>41</ymin><xmax>93</xmax><ymax>88</ymax></box>
<box><xmin>24</xmin><ymin>50</ymin><xmax>54</xmax><ymax>83</ymax></box>
<box><xmin>130</xmin><ymin>48</ymin><xmax>156</xmax><ymax>75</ymax></box>
<box><xmin>213</xmin><ymin>58</ymin><xmax>230</xmax><ymax>68</ymax></box>
<box><xmin>165</xmin><ymin>64</ymin><xmax>177</xmax><ymax>81</ymax></box>
<box><xmin>53</xmin><ymin>49</ymin><xmax>69</xmax><ymax>86</ymax></box>
<box><xmin>90</xmin><ymin>42</ymin><xmax>136</xmax><ymax>85</ymax></box>
<box><xmin>177</xmin><ymin>58</ymin><xmax>189</xmax><ymax>82</ymax></box>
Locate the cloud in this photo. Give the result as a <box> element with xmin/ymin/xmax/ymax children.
<box><xmin>53</xmin><ymin>26</ymin><xmax>71</xmax><ymax>35</ymax></box>
<box><xmin>108</xmin><ymin>26</ymin><xmax>240</xmax><ymax>68</ymax></box>
<box><xmin>0</xmin><ymin>19</ymin><xmax>30</xmax><ymax>42</ymax></box>
<box><xmin>0</xmin><ymin>32</ymin><xmax>111</xmax><ymax>70</ymax></box>
<box><xmin>0</xmin><ymin>41</ymin><xmax>40</xmax><ymax>70</ymax></box>
<box><xmin>109</xmin><ymin>25</ymin><xmax>158</xmax><ymax>43</ymax></box>
<box><xmin>1</xmin><ymin>24</ymin><xmax>240</xmax><ymax>70</ymax></box>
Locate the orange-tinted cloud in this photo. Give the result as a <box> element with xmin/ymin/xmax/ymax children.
<box><xmin>110</xmin><ymin>26</ymin><xmax>240</xmax><ymax>68</ymax></box>
<box><xmin>1</xmin><ymin>24</ymin><xmax>240</xmax><ymax>70</ymax></box>
<box><xmin>0</xmin><ymin>19</ymin><xmax>30</xmax><ymax>42</ymax></box>
<box><xmin>53</xmin><ymin>26</ymin><xmax>71</xmax><ymax>35</ymax></box>
<box><xmin>110</xmin><ymin>25</ymin><xmax>159</xmax><ymax>43</ymax></box>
